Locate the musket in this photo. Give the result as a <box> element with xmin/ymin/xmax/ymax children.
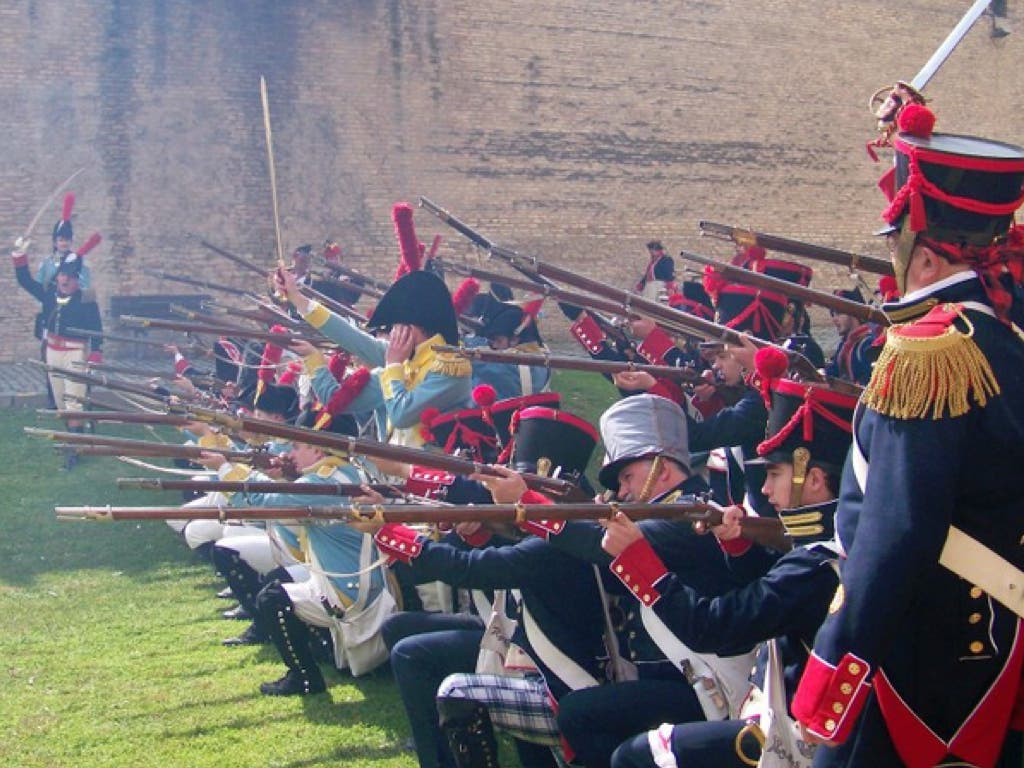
<box><xmin>198</xmin><ymin>238</ymin><xmax>272</xmax><ymax>279</ymax></box>
<box><xmin>317</xmin><ymin>259</ymin><xmax>391</xmax><ymax>291</ymax></box>
<box><xmin>33</xmin><ymin>362</ymin><xmax>175</xmax><ymax>403</ymax></box>
<box><xmin>314</xmin><ymin>273</ymin><xmax>385</xmax><ymax>300</ymax></box>
<box><xmin>116</xmin><ymin>316</ymin><xmax>330</xmax><ymax>347</ymax></box>
<box><xmin>66</xmin><ymin>327</ymin><xmax>212</xmax><ymax>355</ymax></box>
<box><xmin>54</xmin><ymin>499</ymin><xmax>788</xmax><ymax>548</ymax></box>
<box><xmin>76</xmin><ymin>362</ymin><xmax>223</xmax><ymax>388</ymax></box>
<box><xmin>177</xmin><ymin>404</ymin><xmax>588</xmax><ymax>501</ymax></box>
<box><xmin>27</xmin><ymin>428</ymin><xmax>280</xmax><ymax>469</ymax></box>
<box><xmin>143</xmin><ymin>268</ymin><xmax>257</xmax><ymax>300</ymax></box>
<box><xmin>679</xmin><ymin>251</ymin><xmax>891</xmax><ymax>326</ymax></box>
<box><xmin>698</xmin><ymin>220</ymin><xmax>893</xmax><ymax>277</ymax></box>
<box><xmin>116</xmin><ymin>478</ymin><xmax>406</xmax><ymax>498</ymax></box>
<box><xmin>434</xmin><ymin>344</ymin><xmax>701</xmax><ymax>383</ymax></box>
<box><xmin>172</xmin><ymin>302</ymin><xmax>285</xmax><ymax>330</ymax></box>
<box><xmin>421</xmin><ymin>199</ymin><xmax>647</xmax><ymax>354</ymax></box>
<box><xmin>21</xmin><ymin>167</ymin><xmax>87</xmax><ymax>243</ymax></box>
<box><xmin>44</xmin><ymin>409</ymin><xmax>195</xmax><ymax>427</ymax></box>
<box><xmin>421</xmin><ymin>199</ymin><xmax>831</xmax><ymax>385</ymax></box>
<box><xmin>299</xmin><ymin>284</ymin><xmax>370</xmax><ymax>324</ymax></box>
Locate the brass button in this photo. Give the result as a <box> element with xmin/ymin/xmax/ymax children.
<box><xmin>840</xmin><ymin>682</ymin><xmax>853</xmax><ymax>695</ymax></box>
<box><xmin>825</xmin><ymin>719</ymin><xmax>836</xmax><ymax>732</ymax></box>
<box><xmin>969</xmin><ymin>612</ymin><xmax>982</xmax><ymax>625</ymax></box>
<box><xmin>623</xmin><ymin>574</ymin><xmax>631</xmax><ymax>583</ymax></box>
<box><xmin>615</xmin><ymin>565</ymin><xmax>623</xmax><ymax>573</ymax></box>
<box><xmin>970</xmin><ymin>641</ymin><xmax>984</xmax><ymax>654</ymax></box>
<box><xmin>832</xmin><ymin>702</ymin><xmax>845</xmax><ymax>714</ymax></box>
<box><xmin>970</xmin><ymin>586</ymin><xmax>984</xmax><ymax>599</ymax></box>
<box><xmin>642</xmin><ymin>594</ymin><xmax>651</xmax><ymax>603</ymax></box>
<box><xmin>847</xmin><ymin>662</ymin><xmax>861</xmax><ymax>676</ymax></box>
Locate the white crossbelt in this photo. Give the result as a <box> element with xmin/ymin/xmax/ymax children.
<box><xmin>939</xmin><ymin>526</ymin><xmax>1024</xmax><ymax>620</ymax></box>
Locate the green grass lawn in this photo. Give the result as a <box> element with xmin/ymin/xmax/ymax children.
<box><xmin>0</xmin><ymin>371</ymin><xmax>617</xmax><ymax>768</ymax></box>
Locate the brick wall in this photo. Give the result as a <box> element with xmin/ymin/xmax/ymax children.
<box><xmin>0</xmin><ymin>0</ymin><xmax>1020</xmax><ymax>361</ymax></box>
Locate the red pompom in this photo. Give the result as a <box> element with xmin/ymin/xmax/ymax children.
<box><xmin>392</xmin><ymin>202</ymin><xmax>422</xmax><ymax>278</ymax></box>
<box><xmin>754</xmin><ymin>346</ymin><xmax>789</xmax><ymax>381</ymax></box>
<box><xmin>61</xmin><ymin>192</ymin><xmax>75</xmax><ymax>222</ymax></box>
<box><xmin>327</xmin><ymin>351</ymin><xmax>351</xmax><ymax>382</ymax></box>
<box><xmin>326</xmin><ymin>366</ymin><xmax>370</xmax><ymax>415</ymax></box>
<box><xmin>76</xmin><ymin>233</ymin><xmax>102</xmax><ymax>257</ymax></box>
<box><xmin>701</xmin><ymin>265</ymin><xmax>728</xmax><ymax>302</ymax></box>
<box><xmin>452</xmin><ymin>278</ymin><xmax>481</xmax><ymax>316</ymax></box>
<box><xmin>472</xmin><ymin>383</ymin><xmax>498</xmax><ymax>408</ymax></box>
<box><xmin>418</xmin><ymin>406</ymin><xmax>441</xmax><ymax>443</ymax></box>
<box><xmin>277</xmin><ymin>360</ymin><xmax>303</xmax><ymax>386</ymax></box>
<box><xmin>878</xmin><ymin>275</ymin><xmax>900</xmax><ymax>302</ymax></box>
<box><xmin>897</xmin><ymin>103</ymin><xmax>936</xmax><ymax>138</ymax></box>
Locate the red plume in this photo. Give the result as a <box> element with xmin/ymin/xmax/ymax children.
<box><xmin>472</xmin><ymin>384</ymin><xmax>498</xmax><ymax>409</ymax></box>
<box><xmin>452</xmin><ymin>278</ymin><xmax>481</xmax><ymax>316</ymax></box>
<box><xmin>277</xmin><ymin>360</ymin><xmax>303</xmax><ymax>387</ymax></box>
<box><xmin>327</xmin><ymin>351</ymin><xmax>352</xmax><ymax>382</ymax></box>
<box><xmin>418</xmin><ymin>406</ymin><xmax>441</xmax><ymax>443</ymax></box>
<box><xmin>428</xmin><ymin>234</ymin><xmax>443</xmax><ymax>260</ymax></box>
<box><xmin>897</xmin><ymin>103</ymin><xmax>936</xmax><ymax>138</ymax></box>
<box><xmin>76</xmin><ymin>233</ymin><xmax>102</xmax><ymax>257</ymax></box>
<box><xmin>258</xmin><ymin>325</ymin><xmax>288</xmax><ymax>383</ymax></box>
<box><xmin>326</xmin><ymin>366</ymin><xmax>371</xmax><ymax>416</ymax></box>
<box><xmin>701</xmin><ymin>265</ymin><xmax>728</xmax><ymax>302</ymax></box>
<box><xmin>392</xmin><ymin>203</ymin><xmax>422</xmax><ymax>279</ymax></box>
<box><xmin>61</xmin><ymin>192</ymin><xmax>75</xmax><ymax>222</ymax></box>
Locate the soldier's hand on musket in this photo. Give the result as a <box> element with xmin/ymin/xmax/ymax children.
<box><xmin>287</xmin><ymin>339</ymin><xmax>317</xmax><ymax>357</ymax></box>
<box><xmin>626</xmin><ymin>316</ymin><xmax>657</xmax><ymax>341</ymax></box>
<box><xmin>600</xmin><ymin>511</ymin><xmax>644</xmax><ymax>557</ymax></box>
<box><xmin>385</xmin><ymin>324</ymin><xmax>417</xmax><ymax>365</ymax></box>
<box><xmin>346</xmin><ymin>485</ymin><xmax>389</xmax><ymax>533</ymax></box>
<box><xmin>272</xmin><ymin>266</ymin><xmax>309</xmax><ymax>312</ymax></box>
<box><xmin>725</xmin><ymin>334</ymin><xmax>758</xmax><ymax>373</ymax></box>
<box><xmin>694</xmin><ymin>504</ymin><xmax>745</xmax><ymax>540</ymax></box>
<box><xmin>612</xmin><ymin>370</ymin><xmax>657</xmax><ymax>391</ymax></box>
<box><xmin>470</xmin><ymin>464</ymin><xmax>528</xmax><ymax>504</ymax></box>
<box><xmin>195</xmin><ymin>450</ymin><xmax>227</xmax><ymax>470</ymax></box>
<box><xmin>13</xmin><ymin>235</ymin><xmax>30</xmax><ymax>254</ymax></box>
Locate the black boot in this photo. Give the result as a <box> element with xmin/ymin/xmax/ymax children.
<box><xmin>255</xmin><ymin>580</ymin><xmax>326</xmax><ymax>696</ymax></box>
<box><xmin>438</xmin><ymin>698</ymin><xmax>501</xmax><ymax>768</ymax></box>
<box><xmin>61</xmin><ymin>425</ymin><xmax>83</xmax><ymax>471</ymax></box>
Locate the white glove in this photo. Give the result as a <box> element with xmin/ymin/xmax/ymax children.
<box><xmin>13</xmin><ymin>235</ymin><xmax>30</xmax><ymax>254</ymax></box>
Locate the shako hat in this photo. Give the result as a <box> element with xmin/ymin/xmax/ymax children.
<box><xmin>242</xmin><ymin>382</ymin><xmax>299</xmax><ymax>420</ymax></box>
<box><xmin>508</xmin><ymin>405</ymin><xmax>598</xmax><ymax>486</ymax></box>
<box><xmin>293</xmin><ymin>403</ymin><xmax>357</xmax><ymax>437</ymax></box>
<box><xmin>53</xmin><ymin>192</ymin><xmax>74</xmax><ymax>241</ymax></box>
<box><xmin>598</xmin><ymin>394</ymin><xmax>690</xmax><ymax>491</ymax></box>
<box><xmin>56</xmin><ymin>252</ymin><xmax>83</xmax><ymax>278</ymax></box>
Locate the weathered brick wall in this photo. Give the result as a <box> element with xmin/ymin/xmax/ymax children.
<box><xmin>0</xmin><ymin>0</ymin><xmax>1019</xmax><ymax>361</ymax></box>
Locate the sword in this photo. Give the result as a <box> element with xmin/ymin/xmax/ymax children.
<box><xmin>911</xmin><ymin>0</ymin><xmax>993</xmax><ymax>91</ymax></box>
<box><xmin>20</xmin><ymin>166</ymin><xmax>87</xmax><ymax>243</ymax></box>
<box><xmin>260</xmin><ymin>76</ymin><xmax>286</xmax><ymax>270</ymax></box>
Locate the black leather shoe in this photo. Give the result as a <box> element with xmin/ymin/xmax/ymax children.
<box><xmin>259</xmin><ymin>670</ymin><xmax>326</xmax><ymax>696</ymax></box>
<box><xmin>222</xmin><ymin>605</ymin><xmax>252</xmax><ymax>621</ymax></box>
<box><xmin>222</xmin><ymin>623</ymin><xmax>267</xmax><ymax>646</ymax></box>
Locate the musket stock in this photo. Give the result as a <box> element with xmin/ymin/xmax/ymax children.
<box><xmin>116</xmin><ymin>478</ymin><xmax>405</xmax><ymax>498</ymax></box>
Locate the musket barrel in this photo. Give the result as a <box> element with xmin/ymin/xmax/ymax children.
<box><xmin>698</xmin><ymin>220</ymin><xmax>893</xmax><ymax>276</ymax></box>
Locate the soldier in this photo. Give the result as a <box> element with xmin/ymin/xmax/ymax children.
<box><xmin>635</xmin><ymin>240</ymin><xmax>677</xmax><ymax>301</ymax></box>
<box><xmin>276</xmin><ymin>267</ymin><xmax>472</xmax><ymax>447</ymax></box>
<box><xmin>606</xmin><ymin>363</ymin><xmax>858</xmax><ymax>768</ymax></box>
<box><xmin>32</xmin><ymin>192</ymin><xmax>95</xmax><ymax>291</ymax></box>
<box><xmin>792</xmin><ymin>115</ymin><xmax>1024</xmax><ymax>767</ymax></box>
<box><xmin>824</xmin><ymin>288</ymin><xmax>879</xmax><ymax>386</ymax></box>
<box><xmin>467</xmin><ymin>298</ymin><xmax>551</xmax><ymax>399</ymax></box>
<box><xmin>12</xmin><ymin>249</ymin><xmax>102</xmax><ymax>469</ymax></box>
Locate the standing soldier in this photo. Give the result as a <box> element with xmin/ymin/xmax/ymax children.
<box><xmin>635</xmin><ymin>240</ymin><xmax>677</xmax><ymax>302</ymax></box>
<box><xmin>793</xmin><ymin>110</ymin><xmax>1024</xmax><ymax>767</ymax></box>
<box><xmin>824</xmin><ymin>288</ymin><xmax>879</xmax><ymax>386</ymax></box>
<box><xmin>12</xmin><ymin>250</ymin><xmax>102</xmax><ymax>469</ymax></box>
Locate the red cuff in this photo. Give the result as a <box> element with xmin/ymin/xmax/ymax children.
<box><xmin>609</xmin><ymin>536</ymin><xmax>669</xmax><ymax>607</ymax></box>
<box><xmin>404</xmin><ymin>466</ymin><xmax>456</xmax><ymax>499</ymax></box>
<box><xmin>792</xmin><ymin>651</ymin><xmax>872</xmax><ymax>745</ymax></box>
<box><xmin>570</xmin><ymin>313</ymin><xmax>606</xmax><ymax>355</ymax></box>
<box><xmin>516</xmin><ymin>490</ymin><xmax>563</xmax><ymax>538</ymax></box>
<box><xmin>459</xmin><ymin>528</ymin><xmax>493</xmax><ymax>548</ymax></box>
<box><xmin>11</xmin><ymin>252</ymin><xmax>28</xmax><ymax>268</ymax></box>
<box><xmin>87</xmin><ymin>351</ymin><xmax>103</xmax><ymax>365</ymax></box>
<box><xmin>647</xmin><ymin>378</ymin><xmax>685</xmax><ymax>405</ymax></box>
<box><xmin>637</xmin><ymin>327</ymin><xmax>676</xmax><ymax>364</ymax></box>
<box><xmin>374</xmin><ymin>523</ymin><xmax>424</xmax><ymax>565</ymax></box>
<box><xmin>174</xmin><ymin>356</ymin><xmax>191</xmax><ymax>376</ymax></box>
<box><xmin>718</xmin><ymin>536</ymin><xmax>753</xmax><ymax>557</ymax></box>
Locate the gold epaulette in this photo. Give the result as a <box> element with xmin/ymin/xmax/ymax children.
<box><xmin>863</xmin><ymin>303</ymin><xmax>999</xmax><ymax>420</ymax></box>
<box><xmin>313</xmin><ymin>455</ymin><xmax>348</xmax><ymax>477</ymax></box>
<box><xmin>430</xmin><ymin>350</ymin><xmax>472</xmax><ymax>378</ymax></box>
<box><xmin>198</xmin><ymin>432</ymin><xmax>234</xmax><ymax>449</ymax></box>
